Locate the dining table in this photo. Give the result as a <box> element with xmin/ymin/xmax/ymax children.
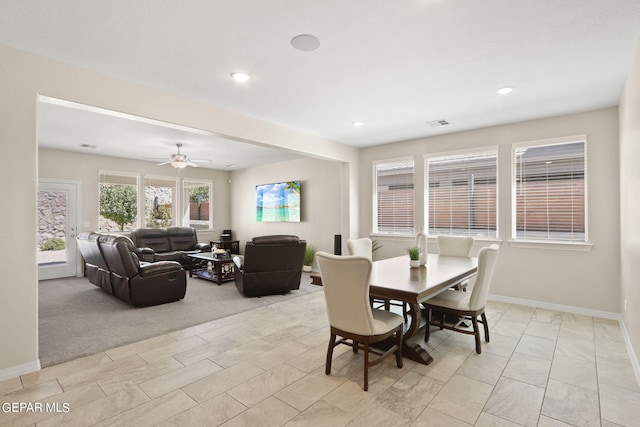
<box><xmin>369</xmin><ymin>254</ymin><xmax>478</xmax><ymax>365</ymax></box>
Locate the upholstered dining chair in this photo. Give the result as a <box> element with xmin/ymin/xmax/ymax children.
<box><xmin>317</xmin><ymin>252</ymin><xmax>404</xmax><ymax>391</ymax></box>
<box><xmin>347</xmin><ymin>237</ymin><xmax>408</xmax><ymax>320</ymax></box>
<box><xmin>437</xmin><ymin>235</ymin><xmax>474</xmax><ymax>291</ymax></box>
<box><xmin>424</xmin><ymin>244</ymin><xmax>499</xmax><ymax>354</ymax></box>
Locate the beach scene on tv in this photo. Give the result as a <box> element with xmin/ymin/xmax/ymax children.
<box><xmin>256</xmin><ymin>181</ymin><xmax>301</xmax><ymax>222</ymax></box>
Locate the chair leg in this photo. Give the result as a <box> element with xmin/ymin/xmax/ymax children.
<box><xmin>363</xmin><ymin>340</ymin><xmax>369</xmax><ymax>392</ymax></box>
<box><xmin>481</xmin><ymin>312</ymin><xmax>490</xmax><ymax>342</ymax></box>
<box><xmin>325</xmin><ymin>333</ymin><xmax>336</xmax><ymax>375</ymax></box>
<box><xmin>471</xmin><ymin>316</ymin><xmax>481</xmax><ymax>354</ymax></box>
<box><xmin>352</xmin><ymin>339</ymin><xmax>358</xmax><ymax>353</ymax></box>
<box><xmin>424</xmin><ymin>307</ymin><xmax>432</xmax><ymax>342</ymax></box>
<box><xmin>395</xmin><ymin>328</ymin><xmax>403</xmax><ymax>368</ymax></box>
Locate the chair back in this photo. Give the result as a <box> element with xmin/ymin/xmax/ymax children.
<box><xmin>317</xmin><ymin>252</ymin><xmax>376</xmax><ymax>335</ymax></box>
<box><xmin>347</xmin><ymin>237</ymin><xmax>373</xmax><ymax>260</ymax></box>
<box><xmin>468</xmin><ymin>245</ymin><xmax>499</xmax><ymax>310</ymax></box>
<box><xmin>437</xmin><ymin>235</ymin><xmax>474</xmax><ymax>257</ymax></box>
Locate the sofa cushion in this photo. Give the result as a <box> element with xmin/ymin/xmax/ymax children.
<box><xmin>167</xmin><ymin>227</ymin><xmax>199</xmax><ymax>251</ymax></box>
<box><xmin>130</xmin><ymin>228</ymin><xmax>171</xmax><ymax>252</ymax></box>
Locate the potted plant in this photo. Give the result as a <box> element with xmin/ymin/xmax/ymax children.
<box><xmin>407</xmin><ymin>246</ymin><xmax>420</xmax><ymax>268</ymax></box>
<box><xmin>303</xmin><ymin>245</ymin><xmax>316</xmax><ymax>272</ymax></box>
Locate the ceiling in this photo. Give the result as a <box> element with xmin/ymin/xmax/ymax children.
<box><xmin>2</xmin><ymin>1</ymin><xmax>640</xmax><ymax>169</ymax></box>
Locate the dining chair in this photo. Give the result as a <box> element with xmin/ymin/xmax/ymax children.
<box><xmin>317</xmin><ymin>252</ymin><xmax>404</xmax><ymax>391</ymax></box>
<box><xmin>437</xmin><ymin>235</ymin><xmax>474</xmax><ymax>291</ymax></box>
<box><xmin>347</xmin><ymin>237</ymin><xmax>408</xmax><ymax>320</ymax></box>
<box><xmin>424</xmin><ymin>244</ymin><xmax>499</xmax><ymax>354</ymax></box>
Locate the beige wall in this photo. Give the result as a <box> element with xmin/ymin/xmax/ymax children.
<box><xmin>0</xmin><ymin>44</ymin><xmax>357</xmax><ymax>377</ymax></box>
<box><xmin>359</xmin><ymin>108</ymin><xmax>621</xmax><ymax>314</ymax></box>
<box><xmin>230</xmin><ymin>157</ymin><xmax>344</xmax><ymax>267</ymax></box>
<box><xmin>620</xmin><ymin>42</ymin><xmax>640</xmax><ymax>363</ymax></box>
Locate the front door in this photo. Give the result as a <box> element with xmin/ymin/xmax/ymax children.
<box><xmin>38</xmin><ymin>180</ymin><xmax>80</xmax><ymax>280</ymax></box>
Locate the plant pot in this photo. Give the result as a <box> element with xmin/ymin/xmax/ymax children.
<box><xmin>302</xmin><ymin>265</ymin><xmax>313</xmax><ymax>272</ymax></box>
<box><xmin>410</xmin><ymin>260</ymin><xmax>420</xmax><ymax>268</ymax></box>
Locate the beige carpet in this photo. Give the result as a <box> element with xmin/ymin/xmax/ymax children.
<box><xmin>38</xmin><ymin>273</ymin><xmax>321</xmax><ymax>367</ymax></box>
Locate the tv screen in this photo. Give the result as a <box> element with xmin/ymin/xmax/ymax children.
<box><xmin>256</xmin><ymin>181</ymin><xmax>301</xmax><ymax>222</ymax></box>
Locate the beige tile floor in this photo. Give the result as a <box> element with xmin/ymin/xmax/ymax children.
<box><xmin>1</xmin><ymin>292</ymin><xmax>639</xmax><ymax>426</ymax></box>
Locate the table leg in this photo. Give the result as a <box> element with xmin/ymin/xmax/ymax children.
<box><xmin>373</xmin><ymin>302</ymin><xmax>433</xmax><ymax>365</ymax></box>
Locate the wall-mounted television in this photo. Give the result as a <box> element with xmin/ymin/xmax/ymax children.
<box><xmin>256</xmin><ymin>180</ymin><xmax>301</xmax><ymax>222</ymax></box>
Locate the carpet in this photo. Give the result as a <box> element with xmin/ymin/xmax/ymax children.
<box><xmin>38</xmin><ymin>273</ymin><xmax>322</xmax><ymax>367</ymax></box>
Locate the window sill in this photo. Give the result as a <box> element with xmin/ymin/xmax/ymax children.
<box><xmin>507</xmin><ymin>240</ymin><xmax>593</xmax><ymax>251</ymax></box>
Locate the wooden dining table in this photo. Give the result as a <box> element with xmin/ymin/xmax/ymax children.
<box><xmin>369</xmin><ymin>254</ymin><xmax>478</xmax><ymax>365</ymax></box>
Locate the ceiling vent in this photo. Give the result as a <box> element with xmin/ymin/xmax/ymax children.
<box><xmin>80</xmin><ymin>144</ymin><xmax>97</xmax><ymax>149</ymax></box>
<box><xmin>426</xmin><ymin>119</ymin><xmax>450</xmax><ymax>127</ymax></box>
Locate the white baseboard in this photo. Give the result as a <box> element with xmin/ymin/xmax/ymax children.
<box><xmin>619</xmin><ymin>318</ymin><xmax>640</xmax><ymax>388</ymax></box>
<box><xmin>0</xmin><ymin>359</ymin><xmax>40</xmax><ymax>381</ymax></box>
<box><xmin>488</xmin><ymin>293</ymin><xmax>619</xmax><ymax>320</ymax></box>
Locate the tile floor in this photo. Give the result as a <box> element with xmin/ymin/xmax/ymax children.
<box><xmin>1</xmin><ymin>292</ymin><xmax>639</xmax><ymax>426</ymax></box>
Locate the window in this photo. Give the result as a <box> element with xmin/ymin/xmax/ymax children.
<box><xmin>373</xmin><ymin>158</ymin><xmax>414</xmax><ymax>234</ymax></box>
<box><xmin>512</xmin><ymin>136</ymin><xmax>586</xmax><ymax>242</ymax></box>
<box><xmin>99</xmin><ymin>172</ymin><xmax>139</xmax><ymax>232</ymax></box>
<box><xmin>426</xmin><ymin>150</ymin><xmax>498</xmax><ymax>238</ymax></box>
<box><xmin>183</xmin><ymin>179</ymin><xmax>212</xmax><ymax>230</ymax></box>
<box><xmin>144</xmin><ymin>176</ymin><xmax>178</xmax><ymax>228</ymax></box>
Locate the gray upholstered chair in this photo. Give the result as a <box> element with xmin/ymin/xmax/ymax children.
<box><xmin>424</xmin><ymin>245</ymin><xmax>499</xmax><ymax>353</ymax></box>
<box><xmin>317</xmin><ymin>252</ymin><xmax>403</xmax><ymax>391</ymax></box>
<box><xmin>437</xmin><ymin>235</ymin><xmax>474</xmax><ymax>291</ymax></box>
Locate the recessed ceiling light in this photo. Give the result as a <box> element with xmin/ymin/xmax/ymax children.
<box><xmin>290</xmin><ymin>34</ymin><xmax>321</xmax><ymax>51</ymax></box>
<box><xmin>352</xmin><ymin>121</ymin><xmax>364</xmax><ymax>127</ymax></box>
<box><xmin>231</xmin><ymin>72</ymin><xmax>251</xmax><ymax>83</ymax></box>
<box><xmin>496</xmin><ymin>87</ymin><xmax>513</xmax><ymax>95</ymax></box>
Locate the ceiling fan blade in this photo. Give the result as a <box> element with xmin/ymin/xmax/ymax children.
<box><xmin>186</xmin><ymin>160</ymin><xmax>200</xmax><ymax>167</ymax></box>
<box><xmin>157</xmin><ymin>161</ymin><xmax>171</xmax><ymax>166</ymax></box>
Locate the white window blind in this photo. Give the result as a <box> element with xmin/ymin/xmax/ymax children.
<box><xmin>426</xmin><ymin>151</ymin><xmax>498</xmax><ymax>238</ymax></box>
<box><xmin>513</xmin><ymin>140</ymin><xmax>586</xmax><ymax>242</ymax></box>
<box><xmin>374</xmin><ymin>159</ymin><xmax>414</xmax><ymax>234</ymax></box>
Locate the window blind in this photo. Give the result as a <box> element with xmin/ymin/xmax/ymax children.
<box><xmin>375</xmin><ymin>160</ymin><xmax>414</xmax><ymax>234</ymax></box>
<box><xmin>513</xmin><ymin>141</ymin><xmax>586</xmax><ymax>242</ymax></box>
<box><xmin>426</xmin><ymin>151</ymin><xmax>497</xmax><ymax>238</ymax></box>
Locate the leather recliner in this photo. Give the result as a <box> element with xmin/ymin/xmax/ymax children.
<box><xmin>130</xmin><ymin>226</ymin><xmax>211</xmax><ymax>269</ymax></box>
<box><xmin>234</xmin><ymin>235</ymin><xmax>306</xmax><ymax>297</ymax></box>
<box><xmin>76</xmin><ymin>232</ymin><xmax>112</xmax><ymax>294</ymax></box>
<box><xmin>77</xmin><ymin>232</ymin><xmax>187</xmax><ymax>306</ymax></box>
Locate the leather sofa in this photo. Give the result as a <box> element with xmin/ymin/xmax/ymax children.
<box><xmin>233</xmin><ymin>235</ymin><xmax>306</xmax><ymax>297</ymax></box>
<box><xmin>129</xmin><ymin>227</ymin><xmax>211</xmax><ymax>269</ymax></box>
<box><xmin>77</xmin><ymin>232</ymin><xmax>187</xmax><ymax>306</ymax></box>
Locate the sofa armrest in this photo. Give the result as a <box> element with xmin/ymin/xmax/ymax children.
<box><xmin>133</xmin><ymin>247</ymin><xmax>155</xmax><ymax>263</ymax></box>
<box><xmin>139</xmin><ymin>260</ymin><xmax>183</xmax><ymax>277</ymax></box>
<box><xmin>195</xmin><ymin>242</ymin><xmax>211</xmax><ymax>251</ymax></box>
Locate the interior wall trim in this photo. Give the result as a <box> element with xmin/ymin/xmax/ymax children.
<box><xmin>0</xmin><ymin>359</ymin><xmax>40</xmax><ymax>382</ymax></box>
<box><xmin>488</xmin><ymin>293</ymin><xmax>618</xmax><ymax>320</ymax></box>
<box><xmin>619</xmin><ymin>318</ymin><xmax>640</xmax><ymax>388</ymax></box>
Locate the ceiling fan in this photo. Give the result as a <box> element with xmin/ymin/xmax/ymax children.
<box><xmin>158</xmin><ymin>143</ymin><xmax>200</xmax><ymax>169</ymax></box>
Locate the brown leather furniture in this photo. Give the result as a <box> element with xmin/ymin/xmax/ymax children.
<box><xmin>77</xmin><ymin>232</ymin><xmax>187</xmax><ymax>306</ymax></box>
<box><xmin>233</xmin><ymin>235</ymin><xmax>306</xmax><ymax>297</ymax></box>
<box><xmin>129</xmin><ymin>227</ymin><xmax>211</xmax><ymax>269</ymax></box>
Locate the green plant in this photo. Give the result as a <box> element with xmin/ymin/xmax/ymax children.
<box><xmin>99</xmin><ymin>184</ymin><xmax>137</xmax><ymax>231</ymax></box>
<box><xmin>371</xmin><ymin>239</ymin><xmax>382</xmax><ymax>253</ymax></box>
<box><xmin>146</xmin><ymin>205</ymin><xmax>172</xmax><ymax>228</ymax></box>
<box><xmin>188</xmin><ymin>186</ymin><xmax>210</xmax><ymax>203</ymax></box>
<box><xmin>304</xmin><ymin>245</ymin><xmax>316</xmax><ymax>266</ymax></box>
<box><xmin>407</xmin><ymin>246</ymin><xmax>420</xmax><ymax>261</ymax></box>
<box><xmin>40</xmin><ymin>237</ymin><xmax>65</xmax><ymax>251</ymax></box>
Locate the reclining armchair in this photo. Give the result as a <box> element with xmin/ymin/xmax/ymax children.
<box><xmin>77</xmin><ymin>232</ymin><xmax>113</xmax><ymax>294</ymax></box>
<box><xmin>233</xmin><ymin>235</ymin><xmax>306</xmax><ymax>297</ymax></box>
<box><xmin>98</xmin><ymin>234</ymin><xmax>187</xmax><ymax>306</ymax></box>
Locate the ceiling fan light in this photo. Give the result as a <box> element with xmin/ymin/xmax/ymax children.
<box><xmin>171</xmin><ymin>159</ymin><xmax>188</xmax><ymax>169</ymax></box>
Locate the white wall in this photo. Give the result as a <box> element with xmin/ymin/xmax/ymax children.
<box><xmin>0</xmin><ymin>43</ymin><xmax>357</xmax><ymax>378</ymax></box>
<box><xmin>620</xmin><ymin>42</ymin><xmax>640</xmax><ymax>363</ymax></box>
<box><xmin>38</xmin><ymin>148</ymin><xmax>231</xmax><ymax>243</ymax></box>
<box><xmin>230</xmin><ymin>157</ymin><xmax>344</xmax><ymax>268</ymax></box>
<box><xmin>359</xmin><ymin>108</ymin><xmax>621</xmax><ymax>314</ymax></box>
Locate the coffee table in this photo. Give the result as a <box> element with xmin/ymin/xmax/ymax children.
<box><xmin>188</xmin><ymin>252</ymin><xmax>235</xmax><ymax>285</ymax></box>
